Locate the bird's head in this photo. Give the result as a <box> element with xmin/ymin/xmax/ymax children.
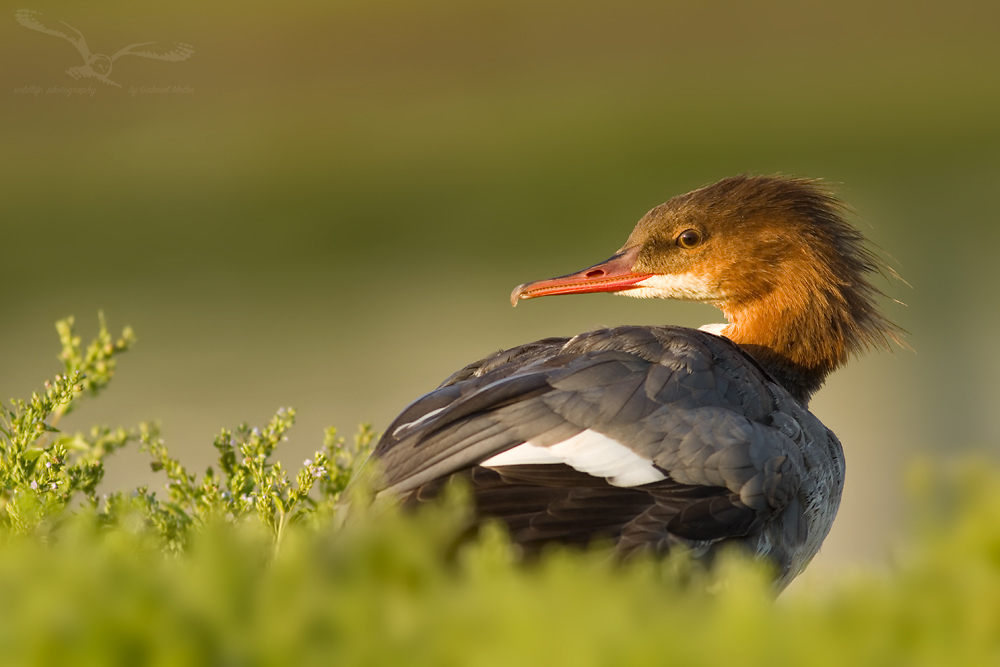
<box><xmin>88</xmin><ymin>54</ymin><xmax>113</xmax><ymax>75</ymax></box>
<box><xmin>511</xmin><ymin>174</ymin><xmax>902</xmax><ymax>400</ymax></box>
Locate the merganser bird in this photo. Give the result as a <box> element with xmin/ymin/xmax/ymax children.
<box><xmin>370</xmin><ymin>175</ymin><xmax>899</xmax><ymax>589</ymax></box>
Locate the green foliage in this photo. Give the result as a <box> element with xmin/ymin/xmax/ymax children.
<box><xmin>137</xmin><ymin>415</ymin><xmax>375</xmax><ymax>554</ymax></box>
<box><xmin>0</xmin><ymin>315</ymin><xmax>374</xmax><ymax>548</ymax></box>
<box><xmin>0</xmin><ymin>314</ymin><xmax>137</xmax><ymax>535</ymax></box>
<box><xmin>2</xmin><ymin>316</ymin><xmax>1000</xmax><ymax>666</ymax></box>
<box><xmin>2</xmin><ymin>460</ymin><xmax>1000</xmax><ymax>666</ymax></box>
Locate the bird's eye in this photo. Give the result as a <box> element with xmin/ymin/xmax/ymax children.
<box><xmin>676</xmin><ymin>229</ymin><xmax>702</xmax><ymax>249</ymax></box>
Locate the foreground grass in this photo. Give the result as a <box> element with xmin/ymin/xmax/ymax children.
<box><xmin>1</xmin><ymin>317</ymin><xmax>998</xmax><ymax>666</ymax></box>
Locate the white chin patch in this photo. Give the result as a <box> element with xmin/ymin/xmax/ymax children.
<box><xmin>480</xmin><ymin>429</ymin><xmax>666</xmax><ymax>487</ymax></box>
<box><xmin>623</xmin><ymin>273</ymin><xmax>716</xmax><ymax>301</ymax></box>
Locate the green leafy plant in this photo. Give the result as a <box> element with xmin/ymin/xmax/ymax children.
<box><xmin>137</xmin><ymin>415</ymin><xmax>375</xmax><ymax>553</ymax></box>
<box><xmin>2</xmin><ymin>315</ymin><xmax>1000</xmax><ymax>666</ymax></box>
<box><xmin>0</xmin><ymin>314</ymin><xmax>137</xmax><ymax>535</ymax></box>
<box><xmin>0</xmin><ymin>315</ymin><xmax>374</xmax><ymax>549</ymax></box>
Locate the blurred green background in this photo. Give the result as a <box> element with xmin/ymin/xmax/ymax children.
<box><xmin>2</xmin><ymin>0</ymin><xmax>998</xmax><ymax>580</ymax></box>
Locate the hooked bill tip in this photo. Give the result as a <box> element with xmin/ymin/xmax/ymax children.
<box><xmin>510</xmin><ymin>284</ymin><xmax>528</xmax><ymax>307</ymax></box>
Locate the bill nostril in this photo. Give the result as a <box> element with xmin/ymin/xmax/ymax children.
<box><xmin>586</xmin><ymin>270</ymin><xmax>605</xmax><ymax>278</ymax></box>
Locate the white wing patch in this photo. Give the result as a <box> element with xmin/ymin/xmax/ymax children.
<box><xmin>481</xmin><ymin>444</ymin><xmax>562</xmax><ymax>466</ymax></box>
<box><xmin>481</xmin><ymin>429</ymin><xmax>667</xmax><ymax>487</ymax></box>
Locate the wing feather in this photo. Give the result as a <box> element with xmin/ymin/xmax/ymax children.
<box><xmin>111</xmin><ymin>42</ymin><xmax>194</xmax><ymax>62</ymax></box>
<box><xmin>15</xmin><ymin>10</ymin><xmax>91</xmax><ymax>59</ymax></box>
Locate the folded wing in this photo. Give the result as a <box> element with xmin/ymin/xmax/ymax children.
<box><xmin>373</xmin><ymin>326</ymin><xmax>834</xmax><ymax>571</ymax></box>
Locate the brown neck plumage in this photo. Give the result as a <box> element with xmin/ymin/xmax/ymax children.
<box><xmin>715</xmin><ymin>181</ymin><xmax>902</xmax><ymax>405</ymax></box>
<box><xmin>723</xmin><ymin>281</ymin><xmax>852</xmax><ymax>405</ymax></box>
